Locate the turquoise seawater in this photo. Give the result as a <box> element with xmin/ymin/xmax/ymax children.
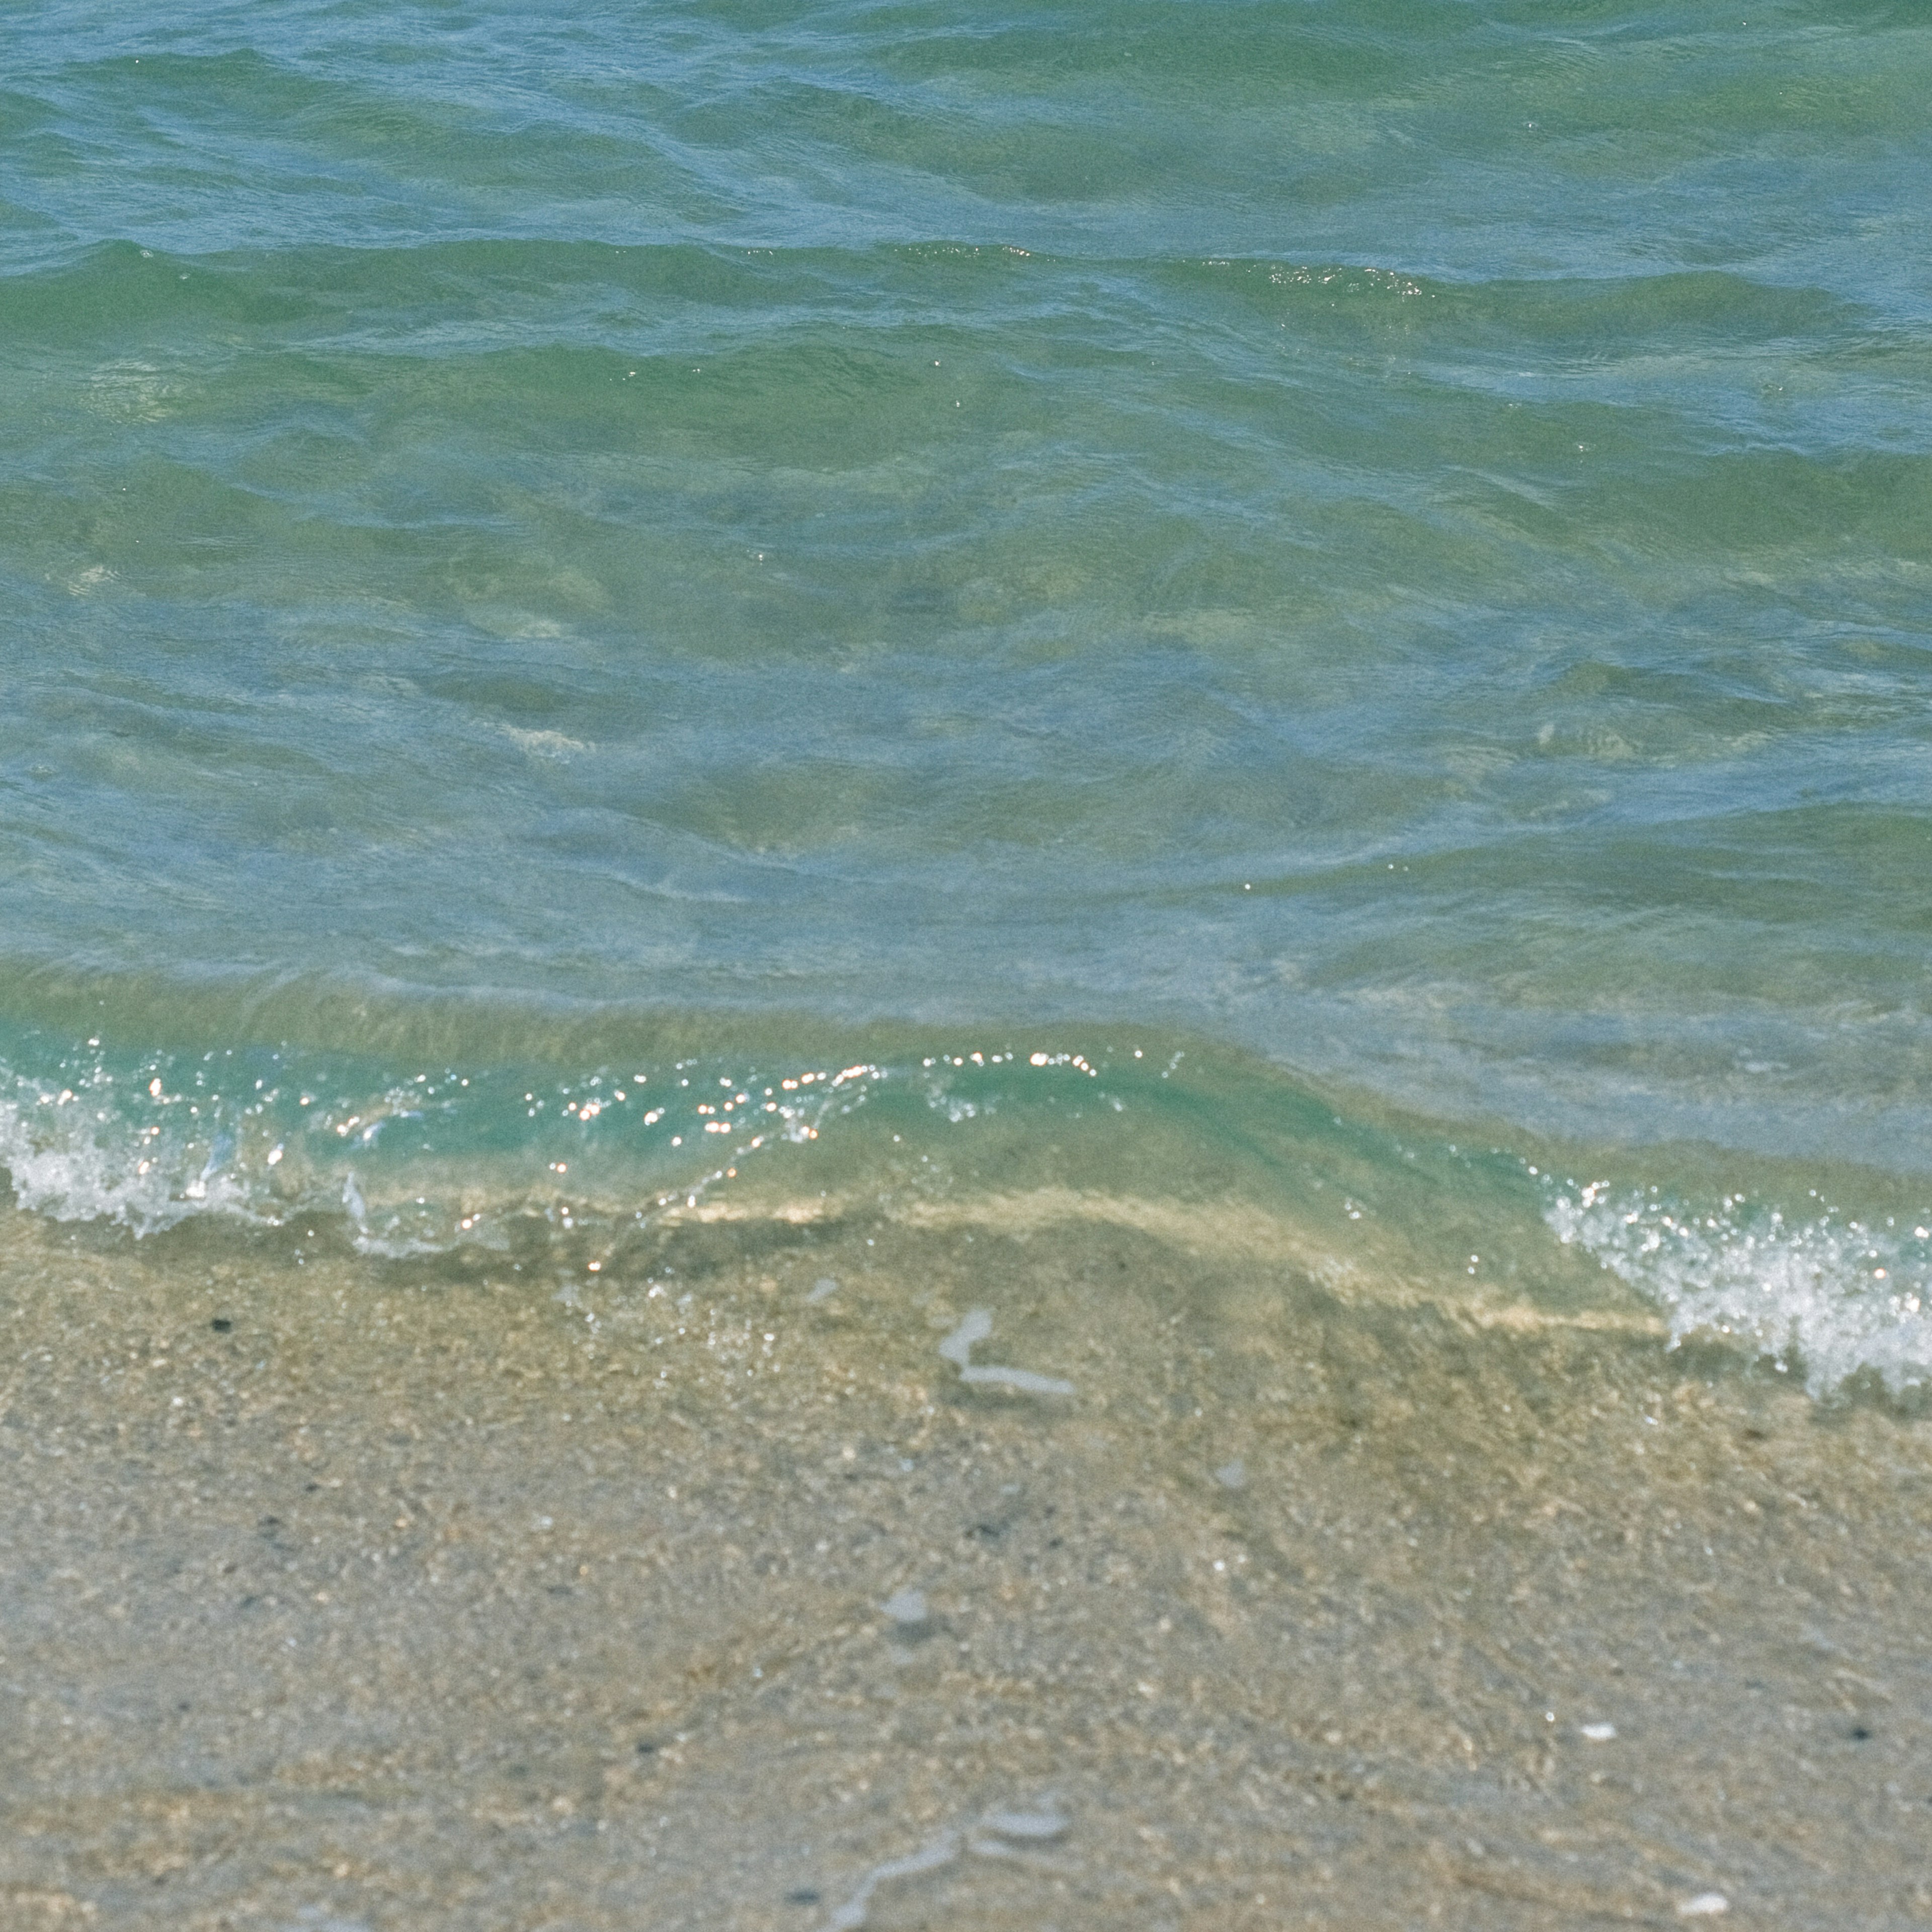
<box><xmin>4</xmin><ymin>0</ymin><xmax>1930</xmax><ymax>1389</ymax></box>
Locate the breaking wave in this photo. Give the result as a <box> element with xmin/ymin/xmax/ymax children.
<box><xmin>9</xmin><ymin>1020</ymin><xmax>1932</xmax><ymax>1401</ymax></box>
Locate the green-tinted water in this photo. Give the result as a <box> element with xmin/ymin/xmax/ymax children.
<box><xmin>4</xmin><ymin>1</ymin><xmax>1931</xmax><ymax>1390</ymax></box>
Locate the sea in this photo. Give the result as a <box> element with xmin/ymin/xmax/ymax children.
<box><xmin>5</xmin><ymin>0</ymin><xmax>1931</xmax><ymax>1399</ymax></box>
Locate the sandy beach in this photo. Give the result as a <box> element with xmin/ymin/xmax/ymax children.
<box><xmin>3</xmin><ymin>1196</ymin><xmax>1927</xmax><ymax>1930</ymax></box>
<box><xmin>10</xmin><ymin>4</ymin><xmax>1932</xmax><ymax>1926</ymax></box>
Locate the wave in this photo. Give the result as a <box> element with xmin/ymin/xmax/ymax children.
<box><xmin>4</xmin><ymin>1014</ymin><xmax>1928</xmax><ymax>1400</ymax></box>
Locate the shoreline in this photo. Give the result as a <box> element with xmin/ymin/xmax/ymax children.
<box><xmin>2</xmin><ymin>1198</ymin><xmax>1927</xmax><ymax>1928</ymax></box>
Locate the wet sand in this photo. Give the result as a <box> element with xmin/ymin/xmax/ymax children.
<box><xmin>2</xmin><ymin>1196</ymin><xmax>1928</xmax><ymax>1930</ymax></box>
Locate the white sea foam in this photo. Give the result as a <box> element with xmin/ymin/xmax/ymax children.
<box><xmin>1546</xmin><ymin>1181</ymin><xmax>1932</xmax><ymax>1395</ymax></box>
<box><xmin>0</xmin><ymin>1048</ymin><xmax>864</xmax><ymax>1252</ymax></box>
<box><xmin>0</xmin><ymin>1075</ymin><xmax>261</xmax><ymax>1236</ymax></box>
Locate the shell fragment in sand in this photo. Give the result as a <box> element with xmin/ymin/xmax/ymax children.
<box><xmin>979</xmin><ymin>1806</ymin><xmax>1068</xmax><ymax>1841</ymax></box>
<box><xmin>823</xmin><ymin>1831</ymin><xmax>961</xmax><ymax>1930</ymax></box>
<box><xmin>937</xmin><ymin>1308</ymin><xmax>993</xmax><ymax>1366</ymax></box>
<box><xmin>937</xmin><ymin>1309</ymin><xmax>1073</xmax><ymax>1396</ymax></box>
<box><xmin>822</xmin><ymin>1807</ymin><xmax>1072</xmax><ymax>1927</ymax></box>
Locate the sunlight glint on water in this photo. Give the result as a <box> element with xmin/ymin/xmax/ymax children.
<box><xmin>3</xmin><ymin>0</ymin><xmax>1930</xmax><ymax>1392</ymax></box>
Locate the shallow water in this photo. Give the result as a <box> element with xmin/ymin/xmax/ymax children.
<box><xmin>5</xmin><ymin>1</ymin><xmax>1931</xmax><ymax>1393</ymax></box>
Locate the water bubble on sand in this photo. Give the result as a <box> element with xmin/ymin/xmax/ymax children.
<box><xmin>882</xmin><ymin>1587</ymin><xmax>928</xmax><ymax>1626</ymax></box>
<box><xmin>1215</xmin><ymin>1459</ymin><xmax>1246</xmax><ymax>1489</ymax></box>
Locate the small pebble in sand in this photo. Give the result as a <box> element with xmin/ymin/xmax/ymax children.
<box><xmin>1677</xmin><ymin>1894</ymin><xmax>1729</xmax><ymax>1918</ymax></box>
<box><xmin>808</xmin><ymin>1277</ymin><xmax>838</xmax><ymax>1303</ymax></box>
<box><xmin>882</xmin><ymin>1588</ymin><xmax>928</xmax><ymax>1627</ymax></box>
<box><xmin>1214</xmin><ymin>1460</ymin><xmax>1246</xmax><ymax>1489</ymax></box>
<box><xmin>1580</xmin><ymin>1721</ymin><xmax>1617</xmax><ymax>1741</ymax></box>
